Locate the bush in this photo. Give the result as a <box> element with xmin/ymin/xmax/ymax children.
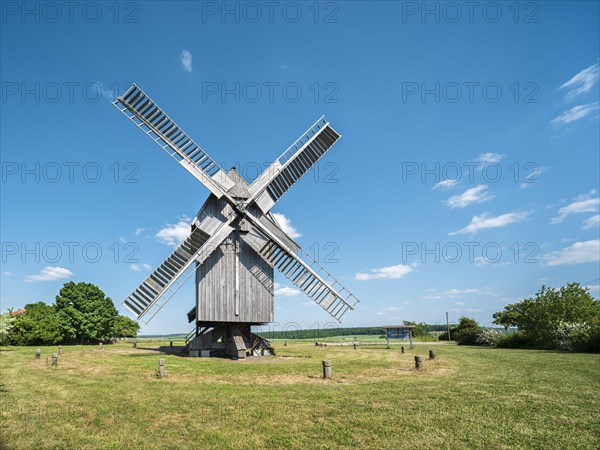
<box><xmin>454</xmin><ymin>326</ymin><xmax>482</xmax><ymax>345</ymax></box>
<box><xmin>496</xmin><ymin>331</ymin><xmax>531</xmax><ymax>349</ymax></box>
<box><xmin>476</xmin><ymin>329</ymin><xmax>502</xmax><ymax>347</ymax></box>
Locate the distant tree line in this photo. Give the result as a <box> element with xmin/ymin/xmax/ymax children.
<box><xmin>0</xmin><ymin>282</ymin><xmax>139</xmax><ymax>346</ymax></box>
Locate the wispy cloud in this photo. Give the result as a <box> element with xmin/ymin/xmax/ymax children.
<box><xmin>355</xmin><ymin>264</ymin><xmax>413</xmax><ymax>281</ymax></box>
<box><xmin>155</xmin><ymin>216</ymin><xmax>191</xmax><ymax>246</ymax></box>
<box><xmin>582</xmin><ymin>215</ymin><xmax>600</xmax><ymax>230</ymax></box>
<box><xmin>134</xmin><ymin>227</ymin><xmax>146</xmax><ymax>236</ymax></box>
<box><xmin>559</xmin><ymin>63</ymin><xmax>599</xmax><ymax>102</ymax></box>
<box><xmin>180</xmin><ymin>49</ymin><xmax>192</xmax><ymax>73</ymax></box>
<box><xmin>449</xmin><ymin>211</ymin><xmax>529</xmax><ymax>236</ymax></box>
<box><xmin>129</xmin><ymin>263</ymin><xmax>152</xmax><ymax>272</ymax></box>
<box><xmin>25</xmin><ymin>266</ymin><xmax>73</xmax><ymax>283</ymax></box>
<box><xmin>475</xmin><ymin>152</ymin><xmax>504</xmax><ymax>164</ymax></box>
<box><xmin>3</xmin><ymin>271</ymin><xmax>13</xmax><ymax>276</ymax></box>
<box><xmin>550</xmin><ymin>102</ymin><xmax>599</xmax><ymax>126</ymax></box>
<box><xmin>375</xmin><ymin>306</ymin><xmax>404</xmax><ymax>316</ymax></box>
<box><xmin>274</xmin><ymin>282</ymin><xmax>300</xmax><ymax>297</ymax></box>
<box><xmin>424</xmin><ymin>288</ymin><xmax>479</xmax><ymax>299</ymax></box>
<box><xmin>445</xmin><ymin>185</ymin><xmax>493</xmax><ymax>208</ymax></box>
<box><xmin>551</xmin><ymin>195</ymin><xmax>599</xmax><ymax>224</ymax></box>
<box><xmin>520</xmin><ymin>167</ymin><xmax>544</xmax><ymax>189</ymax></box>
<box><xmin>432</xmin><ymin>179</ymin><xmax>459</xmax><ymax>190</ymax></box>
<box><xmin>544</xmin><ymin>240</ymin><xmax>600</xmax><ymax>266</ymax></box>
<box><xmin>273</xmin><ymin>213</ymin><xmax>301</xmax><ymax>239</ymax></box>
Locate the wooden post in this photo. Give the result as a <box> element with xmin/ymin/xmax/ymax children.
<box><xmin>414</xmin><ymin>355</ymin><xmax>422</xmax><ymax>369</ymax></box>
<box><xmin>35</xmin><ymin>349</ymin><xmax>41</xmax><ymax>359</ymax></box>
<box><xmin>409</xmin><ymin>330</ymin><xmax>414</xmax><ymax>349</ymax></box>
<box><xmin>51</xmin><ymin>352</ymin><xmax>58</xmax><ymax>366</ymax></box>
<box><xmin>170</xmin><ymin>340</ymin><xmax>173</xmax><ymax>347</ymax></box>
<box><xmin>353</xmin><ymin>343</ymin><xmax>357</xmax><ymax>350</ymax></box>
<box><xmin>401</xmin><ymin>346</ymin><xmax>405</xmax><ymax>354</ymax></box>
<box><xmin>446</xmin><ymin>311</ymin><xmax>451</xmax><ymax>341</ymax></box>
<box><xmin>386</xmin><ymin>333</ymin><xmax>390</xmax><ymax>349</ymax></box>
<box><xmin>133</xmin><ymin>341</ymin><xmax>137</xmax><ymax>349</ymax></box>
<box><xmin>429</xmin><ymin>350</ymin><xmax>436</xmax><ymax>360</ymax></box>
<box><xmin>99</xmin><ymin>342</ymin><xmax>103</xmax><ymax>350</ymax></box>
<box><xmin>322</xmin><ymin>360</ymin><xmax>332</xmax><ymax>379</ymax></box>
<box><xmin>158</xmin><ymin>358</ymin><xmax>165</xmax><ymax>378</ymax></box>
<box><xmin>58</xmin><ymin>345</ymin><xmax>63</xmax><ymax>355</ymax></box>
<box><xmin>284</xmin><ymin>341</ymin><xmax>287</xmax><ymax>346</ymax></box>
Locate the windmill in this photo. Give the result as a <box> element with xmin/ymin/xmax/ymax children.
<box><xmin>113</xmin><ymin>84</ymin><xmax>359</xmax><ymax>358</ymax></box>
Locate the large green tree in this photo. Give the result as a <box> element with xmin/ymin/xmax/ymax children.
<box><xmin>11</xmin><ymin>302</ymin><xmax>63</xmax><ymax>345</ymax></box>
<box><xmin>112</xmin><ymin>315</ymin><xmax>140</xmax><ymax>338</ymax></box>
<box><xmin>54</xmin><ymin>282</ymin><xmax>118</xmax><ymax>344</ymax></box>
<box><xmin>493</xmin><ymin>283</ymin><xmax>600</xmax><ymax>349</ymax></box>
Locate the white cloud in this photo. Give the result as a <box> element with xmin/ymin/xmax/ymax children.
<box><xmin>25</xmin><ymin>266</ymin><xmax>73</xmax><ymax>283</ymax></box>
<box><xmin>550</xmin><ymin>102</ymin><xmax>599</xmax><ymax>126</ymax></box>
<box><xmin>475</xmin><ymin>152</ymin><xmax>504</xmax><ymax>164</ymax></box>
<box><xmin>155</xmin><ymin>217</ymin><xmax>191</xmax><ymax>246</ymax></box>
<box><xmin>180</xmin><ymin>49</ymin><xmax>192</xmax><ymax>73</ymax></box>
<box><xmin>449</xmin><ymin>211</ymin><xmax>529</xmax><ymax>236</ymax></box>
<box><xmin>585</xmin><ymin>284</ymin><xmax>599</xmax><ymax>295</ymax></box>
<box><xmin>520</xmin><ymin>167</ymin><xmax>544</xmax><ymax>189</ymax></box>
<box><xmin>424</xmin><ymin>288</ymin><xmax>479</xmax><ymax>299</ymax></box>
<box><xmin>446</xmin><ymin>288</ymin><xmax>479</xmax><ymax>297</ymax></box>
<box><xmin>3</xmin><ymin>271</ymin><xmax>12</xmax><ymax>276</ymax></box>
<box><xmin>129</xmin><ymin>263</ymin><xmax>152</xmax><ymax>272</ymax></box>
<box><xmin>551</xmin><ymin>197</ymin><xmax>599</xmax><ymax>224</ymax></box>
<box><xmin>445</xmin><ymin>185</ymin><xmax>494</xmax><ymax>208</ymax></box>
<box><xmin>355</xmin><ymin>264</ymin><xmax>413</xmax><ymax>281</ymax></box>
<box><xmin>274</xmin><ymin>282</ymin><xmax>300</xmax><ymax>297</ymax></box>
<box><xmin>560</xmin><ymin>63</ymin><xmax>599</xmax><ymax>102</ymax></box>
<box><xmin>134</xmin><ymin>227</ymin><xmax>146</xmax><ymax>236</ymax></box>
<box><xmin>544</xmin><ymin>240</ymin><xmax>600</xmax><ymax>266</ymax></box>
<box><xmin>582</xmin><ymin>215</ymin><xmax>600</xmax><ymax>230</ymax></box>
<box><xmin>432</xmin><ymin>179</ymin><xmax>459</xmax><ymax>190</ymax></box>
<box><xmin>272</xmin><ymin>213</ymin><xmax>301</xmax><ymax>239</ymax></box>
<box><xmin>456</xmin><ymin>301</ymin><xmax>466</xmax><ymax>305</ymax></box>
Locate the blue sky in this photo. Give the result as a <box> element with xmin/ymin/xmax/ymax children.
<box><xmin>1</xmin><ymin>1</ymin><xmax>599</xmax><ymax>334</ymax></box>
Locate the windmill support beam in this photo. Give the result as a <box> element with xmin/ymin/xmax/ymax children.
<box><xmin>187</xmin><ymin>322</ymin><xmax>273</xmax><ymax>359</ymax></box>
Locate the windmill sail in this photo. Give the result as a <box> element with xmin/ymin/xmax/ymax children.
<box><xmin>242</xmin><ymin>227</ymin><xmax>358</xmax><ymax>322</ymax></box>
<box><xmin>248</xmin><ymin>116</ymin><xmax>341</xmax><ymax>213</ymax></box>
<box><xmin>123</xmin><ymin>222</ymin><xmax>233</xmax><ymax>323</ymax></box>
<box><xmin>113</xmin><ymin>84</ymin><xmax>235</xmax><ymax>198</ymax></box>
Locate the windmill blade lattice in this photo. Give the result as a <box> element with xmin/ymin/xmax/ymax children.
<box><xmin>113</xmin><ymin>84</ymin><xmax>235</xmax><ymax>198</ymax></box>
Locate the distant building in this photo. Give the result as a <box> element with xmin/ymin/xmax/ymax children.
<box><xmin>10</xmin><ymin>308</ymin><xmax>26</xmax><ymax>316</ymax></box>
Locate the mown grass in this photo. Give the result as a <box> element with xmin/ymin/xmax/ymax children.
<box><xmin>1</xmin><ymin>341</ymin><xmax>598</xmax><ymax>449</ymax></box>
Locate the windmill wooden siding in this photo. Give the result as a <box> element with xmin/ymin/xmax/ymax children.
<box><xmin>194</xmin><ymin>184</ymin><xmax>274</xmax><ymax>324</ymax></box>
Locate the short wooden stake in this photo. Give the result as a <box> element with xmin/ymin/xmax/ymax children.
<box><xmin>401</xmin><ymin>346</ymin><xmax>405</xmax><ymax>354</ymax></box>
<box><xmin>429</xmin><ymin>350</ymin><xmax>436</xmax><ymax>360</ymax></box>
<box><xmin>133</xmin><ymin>341</ymin><xmax>137</xmax><ymax>349</ymax></box>
<box><xmin>284</xmin><ymin>341</ymin><xmax>287</xmax><ymax>346</ymax></box>
<box><xmin>35</xmin><ymin>349</ymin><xmax>41</xmax><ymax>359</ymax></box>
<box><xmin>99</xmin><ymin>342</ymin><xmax>103</xmax><ymax>350</ymax></box>
<box><xmin>415</xmin><ymin>355</ymin><xmax>422</xmax><ymax>370</ymax></box>
<box><xmin>353</xmin><ymin>343</ymin><xmax>357</xmax><ymax>350</ymax></box>
<box><xmin>158</xmin><ymin>358</ymin><xmax>165</xmax><ymax>378</ymax></box>
<box><xmin>58</xmin><ymin>345</ymin><xmax>63</xmax><ymax>355</ymax></box>
<box><xmin>170</xmin><ymin>340</ymin><xmax>173</xmax><ymax>347</ymax></box>
<box><xmin>51</xmin><ymin>352</ymin><xmax>58</xmax><ymax>366</ymax></box>
<box><xmin>322</xmin><ymin>360</ymin><xmax>332</xmax><ymax>379</ymax></box>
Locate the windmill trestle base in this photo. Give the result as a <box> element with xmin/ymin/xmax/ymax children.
<box><xmin>187</xmin><ymin>323</ymin><xmax>273</xmax><ymax>359</ymax></box>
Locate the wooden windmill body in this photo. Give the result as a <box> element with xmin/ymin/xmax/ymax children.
<box><xmin>113</xmin><ymin>84</ymin><xmax>359</xmax><ymax>358</ymax></box>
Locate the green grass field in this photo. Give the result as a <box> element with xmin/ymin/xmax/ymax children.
<box><xmin>1</xmin><ymin>341</ymin><xmax>598</xmax><ymax>449</ymax></box>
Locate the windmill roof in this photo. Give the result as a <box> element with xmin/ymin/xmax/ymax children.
<box><xmin>226</xmin><ymin>167</ymin><xmax>250</xmax><ymax>199</ymax></box>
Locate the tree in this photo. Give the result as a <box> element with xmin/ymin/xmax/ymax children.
<box><xmin>0</xmin><ymin>309</ymin><xmax>16</xmax><ymax>345</ymax></box>
<box><xmin>54</xmin><ymin>282</ymin><xmax>118</xmax><ymax>344</ymax></box>
<box><xmin>112</xmin><ymin>315</ymin><xmax>140</xmax><ymax>338</ymax></box>
<box><xmin>11</xmin><ymin>302</ymin><xmax>63</xmax><ymax>345</ymax></box>
<box><xmin>403</xmin><ymin>320</ymin><xmax>428</xmax><ymax>337</ymax></box>
<box><xmin>439</xmin><ymin>316</ymin><xmax>482</xmax><ymax>345</ymax></box>
<box><xmin>493</xmin><ymin>283</ymin><xmax>600</xmax><ymax>349</ymax></box>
